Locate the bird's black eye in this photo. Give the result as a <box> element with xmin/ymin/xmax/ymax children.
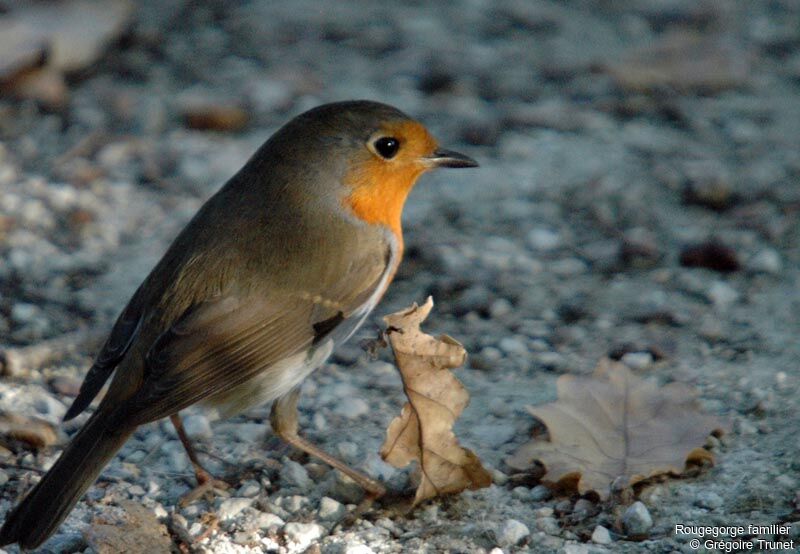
<box><xmin>373</xmin><ymin>136</ymin><xmax>400</xmax><ymax>159</ymax></box>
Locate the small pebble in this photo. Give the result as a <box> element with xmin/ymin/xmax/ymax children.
<box><xmin>695</xmin><ymin>491</ymin><xmax>723</xmax><ymax>509</ymax></box>
<box><xmin>592</xmin><ymin>525</ymin><xmax>612</xmax><ymax>544</ymax></box>
<box><xmin>182</xmin><ymin>414</ymin><xmax>213</xmax><ymax>441</ymax></box>
<box><xmin>621</xmin><ymin>351</ymin><xmax>653</xmax><ymax>370</ymax></box>
<box><xmin>536</xmin><ymin>517</ymin><xmax>560</xmax><ymax>536</ymax></box>
<box><xmin>283</xmin><ymin>521</ymin><xmax>324</xmax><ymax>547</ymax></box>
<box><xmin>281</xmin><ymin>495</ymin><xmax>309</xmax><ymax>513</ymax></box>
<box><xmin>623</xmin><ymin>501</ymin><xmax>653</xmax><ymax>536</ymax></box>
<box><xmin>499</xmin><ymin>336</ymin><xmax>528</xmax><ymax>356</ymax></box>
<box><xmin>748</xmin><ymin>248</ymin><xmax>782</xmax><ymax>274</ymax></box>
<box><xmin>237</xmin><ymin>480</ymin><xmax>261</xmax><ymax>498</ymax></box>
<box><xmin>707</xmin><ymin>280</ymin><xmax>739</xmax><ymax>309</ymax></box>
<box><xmin>281</xmin><ymin>459</ymin><xmax>312</xmax><ymax>491</ymax></box>
<box><xmin>231</xmin><ymin>423</ymin><xmax>266</xmax><ymax>442</ymax></box>
<box><xmin>511</xmin><ymin>486</ymin><xmax>530</xmax><ymax>500</ymax></box>
<box><xmin>217</xmin><ymin>497</ymin><xmax>254</xmax><ymax>521</ymax></box>
<box><xmin>496</xmin><ymin>518</ymin><xmax>530</xmax><ymax>547</ymax></box>
<box><xmin>572</xmin><ymin>498</ymin><xmax>595</xmax><ymax>518</ymax></box>
<box><xmin>490</xmin><ymin>468</ymin><xmax>508</xmax><ymax>486</ymax></box>
<box><xmin>334</xmin><ymin>397</ymin><xmax>370</xmax><ymax>419</ymax></box>
<box><xmin>530</xmin><ymin>485</ymin><xmax>552</xmax><ymax>501</ymax></box>
<box><xmin>337</xmin><ymin>441</ymin><xmax>359</xmax><ymax>460</ymax></box>
<box><xmin>343</xmin><ymin>543</ymin><xmax>375</xmax><ymax>554</ymax></box>
<box><xmin>254</xmin><ymin>512</ymin><xmax>285</xmax><ymax>531</ymax></box>
<box><xmin>527</xmin><ymin>227</ymin><xmax>562</xmax><ymax>251</ymax></box>
<box><xmin>318</xmin><ymin>496</ymin><xmax>345</xmax><ymax>520</ymax></box>
<box><xmin>489</xmin><ymin>298</ymin><xmax>513</xmax><ymax>318</ymax></box>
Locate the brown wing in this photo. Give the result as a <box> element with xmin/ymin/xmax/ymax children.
<box><xmin>110</xmin><ymin>264</ymin><xmax>387</xmax><ymax>427</ymax></box>
<box><xmin>64</xmin><ymin>295</ymin><xmax>143</xmax><ymax>421</ymax></box>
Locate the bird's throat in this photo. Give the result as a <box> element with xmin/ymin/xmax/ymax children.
<box><xmin>344</xmin><ymin>162</ymin><xmax>425</xmax><ymax>250</ymax></box>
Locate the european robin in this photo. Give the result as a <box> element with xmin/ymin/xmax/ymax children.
<box><xmin>0</xmin><ymin>100</ymin><xmax>477</xmax><ymax>548</ymax></box>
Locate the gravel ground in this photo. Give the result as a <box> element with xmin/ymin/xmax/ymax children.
<box><xmin>1</xmin><ymin>1</ymin><xmax>799</xmax><ymax>552</ymax></box>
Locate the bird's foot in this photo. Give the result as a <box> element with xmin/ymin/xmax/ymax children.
<box><xmin>178</xmin><ymin>467</ymin><xmax>231</xmax><ymax>507</ymax></box>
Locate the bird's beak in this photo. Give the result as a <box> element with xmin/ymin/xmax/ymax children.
<box><xmin>424</xmin><ymin>148</ymin><xmax>479</xmax><ymax>169</ymax></box>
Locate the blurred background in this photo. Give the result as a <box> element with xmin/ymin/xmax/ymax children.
<box><xmin>0</xmin><ymin>1</ymin><xmax>799</xmax><ymax>551</ymax></box>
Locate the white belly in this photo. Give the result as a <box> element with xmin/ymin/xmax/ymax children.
<box><xmin>201</xmin><ymin>339</ymin><xmax>334</xmax><ymax>421</ymax></box>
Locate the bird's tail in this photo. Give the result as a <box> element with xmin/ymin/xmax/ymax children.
<box><xmin>0</xmin><ymin>414</ymin><xmax>134</xmax><ymax>549</ymax></box>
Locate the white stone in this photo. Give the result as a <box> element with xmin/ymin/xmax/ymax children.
<box><xmin>337</xmin><ymin>441</ymin><xmax>359</xmax><ymax>460</ymax></box>
<box><xmin>695</xmin><ymin>491</ymin><xmax>723</xmax><ymax>509</ymax></box>
<box><xmin>748</xmin><ymin>248</ymin><xmax>782</xmax><ymax>274</ymax></box>
<box><xmin>183</xmin><ymin>414</ymin><xmax>213</xmax><ymax>441</ymax></box>
<box><xmin>499</xmin><ymin>336</ymin><xmax>528</xmax><ymax>356</ymax></box>
<box><xmin>318</xmin><ymin>496</ymin><xmax>346</xmax><ymax>520</ymax></box>
<box><xmin>281</xmin><ymin>495</ymin><xmax>309</xmax><ymax>513</ymax></box>
<box><xmin>620</xmin><ymin>352</ymin><xmax>653</xmax><ymax>371</ymax></box>
<box><xmin>527</xmin><ymin>227</ymin><xmax>562</xmax><ymax>251</ymax></box>
<box><xmin>496</xmin><ymin>518</ymin><xmax>530</xmax><ymax>547</ymax></box>
<box><xmin>283</xmin><ymin>521</ymin><xmax>324</xmax><ymax>548</ymax></box>
<box><xmin>536</xmin><ymin>517</ymin><xmax>560</xmax><ymax>535</ymax></box>
<box><xmin>592</xmin><ymin>525</ymin><xmax>612</xmax><ymax>544</ymax></box>
<box><xmin>254</xmin><ymin>512</ymin><xmax>285</xmax><ymax>531</ymax></box>
<box><xmin>217</xmin><ymin>497</ymin><xmax>254</xmax><ymax>521</ymax></box>
<box><xmin>237</xmin><ymin>480</ymin><xmax>261</xmax><ymax>497</ymax></box>
<box><xmin>622</xmin><ymin>501</ymin><xmax>653</xmax><ymax>536</ymax></box>
<box><xmin>488</xmin><ymin>298</ymin><xmax>512</xmax><ymax>319</ymax></box>
<box><xmin>280</xmin><ymin>459</ymin><xmax>312</xmax><ymax>491</ymax></box>
<box><xmin>334</xmin><ymin>397</ymin><xmax>370</xmax><ymax>419</ymax></box>
<box><xmin>708</xmin><ymin>280</ymin><xmax>739</xmax><ymax>309</ymax></box>
<box><xmin>344</xmin><ymin>543</ymin><xmax>375</xmax><ymax>554</ymax></box>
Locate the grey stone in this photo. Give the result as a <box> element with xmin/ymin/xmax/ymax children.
<box><xmin>499</xmin><ymin>336</ymin><xmax>528</xmax><ymax>356</ymax></box>
<box><xmin>253</xmin><ymin>512</ymin><xmax>285</xmax><ymax>531</ymax></box>
<box><xmin>748</xmin><ymin>249</ymin><xmax>782</xmax><ymax>274</ymax></box>
<box><xmin>337</xmin><ymin>441</ymin><xmax>359</xmax><ymax>460</ymax></box>
<box><xmin>527</xmin><ymin>227</ymin><xmax>562</xmax><ymax>251</ymax></box>
<box><xmin>318</xmin><ymin>496</ymin><xmax>346</xmax><ymax>520</ymax></box>
<box><xmin>530</xmin><ymin>485</ymin><xmax>552</xmax><ymax>501</ymax></box>
<box><xmin>512</xmin><ymin>486</ymin><xmax>531</xmax><ymax>500</ymax></box>
<box><xmin>591</xmin><ymin>525</ymin><xmax>612</xmax><ymax>544</ymax></box>
<box><xmin>237</xmin><ymin>480</ymin><xmax>261</xmax><ymax>498</ymax></box>
<box><xmin>280</xmin><ymin>494</ymin><xmax>309</xmax><ymax>513</ymax></box>
<box><xmin>280</xmin><ymin>459</ymin><xmax>312</xmax><ymax>492</ymax></box>
<box><xmin>334</xmin><ymin>397</ymin><xmax>370</xmax><ymax>419</ymax></box>
<box><xmin>496</xmin><ymin>518</ymin><xmax>530</xmax><ymax>547</ymax></box>
<box><xmin>707</xmin><ymin>281</ymin><xmax>739</xmax><ymax>309</ymax></box>
<box><xmin>695</xmin><ymin>491</ymin><xmax>723</xmax><ymax>509</ymax></box>
<box><xmin>182</xmin><ymin>414</ymin><xmax>213</xmax><ymax>441</ymax></box>
<box><xmin>284</xmin><ymin>521</ymin><xmax>324</xmax><ymax>547</ymax></box>
<box><xmin>623</xmin><ymin>501</ymin><xmax>653</xmax><ymax>536</ymax></box>
<box><xmin>536</xmin><ymin>517</ymin><xmax>561</xmax><ymax>536</ymax></box>
<box><xmin>217</xmin><ymin>497</ymin><xmax>254</xmax><ymax>521</ymax></box>
<box><xmin>620</xmin><ymin>352</ymin><xmax>653</xmax><ymax>370</ymax></box>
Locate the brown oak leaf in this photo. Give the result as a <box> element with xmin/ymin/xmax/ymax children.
<box><xmin>507</xmin><ymin>358</ymin><xmax>727</xmax><ymax>498</ymax></box>
<box><xmin>380</xmin><ymin>297</ymin><xmax>491</xmax><ymax>505</ymax></box>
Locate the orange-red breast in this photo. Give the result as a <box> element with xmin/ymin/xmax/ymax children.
<box><xmin>0</xmin><ymin>100</ymin><xmax>477</xmax><ymax>548</ymax></box>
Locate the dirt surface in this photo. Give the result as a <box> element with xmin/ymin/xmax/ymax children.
<box><xmin>0</xmin><ymin>1</ymin><xmax>799</xmax><ymax>552</ymax></box>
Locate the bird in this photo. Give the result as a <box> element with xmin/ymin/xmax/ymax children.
<box><xmin>0</xmin><ymin>100</ymin><xmax>477</xmax><ymax>549</ymax></box>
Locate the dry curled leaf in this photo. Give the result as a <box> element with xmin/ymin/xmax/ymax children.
<box><xmin>507</xmin><ymin>359</ymin><xmax>727</xmax><ymax>499</ymax></box>
<box><xmin>0</xmin><ymin>0</ymin><xmax>133</xmax><ymax>107</ymax></box>
<box><xmin>380</xmin><ymin>297</ymin><xmax>491</xmax><ymax>505</ymax></box>
<box><xmin>0</xmin><ymin>413</ymin><xmax>58</xmax><ymax>449</ymax></box>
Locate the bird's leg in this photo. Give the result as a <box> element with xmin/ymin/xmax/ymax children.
<box><xmin>170</xmin><ymin>414</ymin><xmax>230</xmax><ymax>506</ymax></box>
<box><xmin>270</xmin><ymin>389</ymin><xmax>386</xmax><ymax>499</ymax></box>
